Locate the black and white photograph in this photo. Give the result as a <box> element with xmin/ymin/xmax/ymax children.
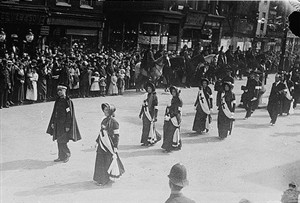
<box><xmin>1</xmin><ymin>0</ymin><xmax>300</xmax><ymax>202</ymax></box>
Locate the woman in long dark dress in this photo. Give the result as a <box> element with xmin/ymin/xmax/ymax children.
<box><xmin>162</xmin><ymin>86</ymin><xmax>183</xmax><ymax>152</ymax></box>
<box><xmin>139</xmin><ymin>82</ymin><xmax>161</xmax><ymax>146</ymax></box>
<box><xmin>93</xmin><ymin>103</ymin><xmax>124</xmax><ymax>186</ymax></box>
<box><xmin>217</xmin><ymin>81</ymin><xmax>236</xmax><ymax>140</ymax></box>
<box><xmin>192</xmin><ymin>78</ymin><xmax>213</xmax><ymax>133</ymax></box>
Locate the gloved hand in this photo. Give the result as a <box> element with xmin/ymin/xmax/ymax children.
<box><xmin>230</xmin><ymin>112</ymin><xmax>234</xmax><ymax>119</ymax></box>
<box><xmin>164</xmin><ymin>115</ymin><xmax>170</xmax><ymax>121</ymax></box>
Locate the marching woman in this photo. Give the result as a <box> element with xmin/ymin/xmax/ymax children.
<box><xmin>161</xmin><ymin>86</ymin><xmax>183</xmax><ymax>152</ymax></box>
<box><xmin>192</xmin><ymin>78</ymin><xmax>213</xmax><ymax>133</ymax></box>
<box><xmin>217</xmin><ymin>81</ymin><xmax>236</xmax><ymax>140</ymax></box>
<box><xmin>139</xmin><ymin>82</ymin><xmax>161</xmax><ymax>146</ymax></box>
<box><xmin>93</xmin><ymin>103</ymin><xmax>125</xmax><ymax>186</ymax></box>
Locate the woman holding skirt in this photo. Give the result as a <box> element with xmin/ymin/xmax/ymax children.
<box><xmin>93</xmin><ymin>103</ymin><xmax>125</xmax><ymax>186</ymax></box>
<box><xmin>162</xmin><ymin>86</ymin><xmax>183</xmax><ymax>152</ymax></box>
<box><xmin>217</xmin><ymin>81</ymin><xmax>236</xmax><ymax>140</ymax></box>
<box><xmin>139</xmin><ymin>82</ymin><xmax>161</xmax><ymax>146</ymax></box>
<box><xmin>192</xmin><ymin>78</ymin><xmax>213</xmax><ymax>133</ymax></box>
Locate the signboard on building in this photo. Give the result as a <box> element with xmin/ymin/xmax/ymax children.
<box><xmin>161</xmin><ymin>36</ymin><xmax>168</xmax><ymax>45</ymax></box>
<box><xmin>0</xmin><ymin>11</ymin><xmax>46</xmax><ymax>25</ymax></box>
<box><xmin>184</xmin><ymin>12</ymin><xmax>206</xmax><ymax>29</ymax></box>
<box><xmin>40</xmin><ymin>26</ymin><xmax>50</xmax><ymax>36</ymax></box>
<box><xmin>150</xmin><ymin>36</ymin><xmax>160</xmax><ymax>45</ymax></box>
<box><xmin>138</xmin><ymin>35</ymin><xmax>150</xmax><ymax>44</ymax></box>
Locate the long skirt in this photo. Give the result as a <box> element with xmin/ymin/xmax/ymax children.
<box><xmin>140</xmin><ymin>114</ymin><xmax>161</xmax><ymax>145</ymax></box>
<box><xmin>217</xmin><ymin>111</ymin><xmax>232</xmax><ymax>139</ymax></box>
<box><xmin>38</xmin><ymin>80</ymin><xmax>47</xmax><ymax>101</ymax></box>
<box><xmin>108</xmin><ymin>83</ymin><xmax>118</xmax><ymax>95</ymax></box>
<box><xmin>16</xmin><ymin>83</ymin><xmax>24</xmax><ymax>103</ymax></box>
<box><xmin>93</xmin><ymin>150</ymin><xmax>112</xmax><ymax>185</ymax></box>
<box><xmin>161</xmin><ymin>121</ymin><xmax>181</xmax><ymax>151</ymax></box>
<box><xmin>282</xmin><ymin>97</ymin><xmax>292</xmax><ymax>114</ymax></box>
<box><xmin>26</xmin><ymin>82</ymin><xmax>38</xmax><ymax>101</ymax></box>
<box><xmin>192</xmin><ymin>108</ymin><xmax>210</xmax><ymax>132</ymax></box>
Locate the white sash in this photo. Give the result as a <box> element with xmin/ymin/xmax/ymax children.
<box><xmin>198</xmin><ymin>89</ymin><xmax>210</xmax><ymax>115</ymax></box>
<box><xmin>170</xmin><ymin>117</ymin><xmax>180</xmax><ymax>147</ymax></box>
<box><xmin>284</xmin><ymin>81</ymin><xmax>293</xmax><ymax>100</ymax></box>
<box><xmin>221</xmin><ymin>93</ymin><xmax>233</xmax><ymax>119</ymax></box>
<box><xmin>143</xmin><ymin>105</ymin><xmax>157</xmax><ymax>144</ymax></box>
<box><xmin>99</xmin><ymin>128</ymin><xmax>121</xmax><ymax>177</ymax></box>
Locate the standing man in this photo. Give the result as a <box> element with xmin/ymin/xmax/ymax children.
<box><xmin>46</xmin><ymin>85</ymin><xmax>81</xmax><ymax>163</ymax></box>
<box><xmin>267</xmin><ymin>74</ymin><xmax>286</xmax><ymax>126</ymax></box>
<box><xmin>165</xmin><ymin>163</ymin><xmax>195</xmax><ymax>203</ymax></box>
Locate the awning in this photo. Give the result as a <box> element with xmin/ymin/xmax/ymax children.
<box><xmin>66</xmin><ymin>29</ymin><xmax>98</xmax><ymax>36</ymax></box>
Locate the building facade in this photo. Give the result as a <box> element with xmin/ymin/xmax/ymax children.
<box><xmin>0</xmin><ymin>0</ymin><xmax>48</xmax><ymax>56</ymax></box>
<box><xmin>103</xmin><ymin>0</ymin><xmax>225</xmax><ymax>52</ymax></box>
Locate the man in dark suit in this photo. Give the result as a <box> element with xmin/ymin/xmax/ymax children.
<box><xmin>267</xmin><ymin>74</ymin><xmax>286</xmax><ymax>126</ymax></box>
<box><xmin>165</xmin><ymin>163</ymin><xmax>195</xmax><ymax>203</ymax></box>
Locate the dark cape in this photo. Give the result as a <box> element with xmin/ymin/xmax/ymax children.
<box><xmin>46</xmin><ymin>97</ymin><xmax>81</xmax><ymax>142</ymax></box>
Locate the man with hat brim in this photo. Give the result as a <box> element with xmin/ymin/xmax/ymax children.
<box><xmin>162</xmin><ymin>86</ymin><xmax>183</xmax><ymax>152</ymax></box>
<box><xmin>93</xmin><ymin>103</ymin><xmax>125</xmax><ymax>186</ymax></box>
<box><xmin>192</xmin><ymin>78</ymin><xmax>213</xmax><ymax>133</ymax></box>
<box><xmin>291</xmin><ymin>66</ymin><xmax>300</xmax><ymax>109</ymax></box>
<box><xmin>216</xmin><ymin>81</ymin><xmax>236</xmax><ymax>139</ymax></box>
<box><xmin>267</xmin><ymin>74</ymin><xmax>286</xmax><ymax>126</ymax></box>
<box><xmin>165</xmin><ymin>163</ymin><xmax>195</xmax><ymax>203</ymax></box>
<box><xmin>46</xmin><ymin>84</ymin><xmax>81</xmax><ymax>163</ymax></box>
<box><xmin>242</xmin><ymin>70</ymin><xmax>260</xmax><ymax>119</ymax></box>
<box><xmin>139</xmin><ymin>82</ymin><xmax>161</xmax><ymax>146</ymax></box>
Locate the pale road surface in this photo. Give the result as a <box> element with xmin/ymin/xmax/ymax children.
<box><xmin>1</xmin><ymin>74</ymin><xmax>300</xmax><ymax>203</ymax></box>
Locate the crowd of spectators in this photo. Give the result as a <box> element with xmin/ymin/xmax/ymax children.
<box><xmin>0</xmin><ymin>47</ymin><xmax>142</xmax><ymax>108</ymax></box>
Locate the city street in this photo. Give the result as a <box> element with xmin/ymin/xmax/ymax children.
<box><xmin>1</xmin><ymin>74</ymin><xmax>300</xmax><ymax>203</ymax></box>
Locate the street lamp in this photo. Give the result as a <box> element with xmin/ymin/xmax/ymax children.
<box><xmin>26</xmin><ymin>29</ymin><xmax>34</xmax><ymax>43</ymax></box>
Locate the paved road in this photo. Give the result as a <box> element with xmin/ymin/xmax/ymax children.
<box><xmin>1</xmin><ymin>74</ymin><xmax>300</xmax><ymax>203</ymax></box>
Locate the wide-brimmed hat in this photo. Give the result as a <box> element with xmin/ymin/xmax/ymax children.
<box><xmin>144</xmin><ymin>82</ymin><xmax>155</xmax><ymax>92</ymax></box>
<box><xmin>168</xmin><ymin>163</ymin><xmax>189</xmax><ymax>188</ymax></box>
<box><xmin>169</xmin><ymin>86</ymin><xmax>181</xmax><ymax>95</ymax></box>
<box><xmin>57</xmin><ymin>84</ymin><xmax>68</xmax><ymax>90</ymax></box>
<box><xmin>201</xmin><ymin>78</ymin><xmax>209</xmax><ymax>84</ymax></box>
<box><xmin>222</xmin><ymin>81</ymin><xmax>234</xmax><ymax>89</ymax></box>
<box><xmin>101</xmin><ymin>103</ymin><xmax>116</xmax><ymax>116</ymax></box>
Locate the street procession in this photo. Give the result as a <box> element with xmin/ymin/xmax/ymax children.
<box><xmin>1</xmin><ymin>0</ymin><xmax>300</xmax><ymax>203</ymax></box>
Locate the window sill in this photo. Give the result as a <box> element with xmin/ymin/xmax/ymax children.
<box><xmin>56</xmin><ymin>2</ymin><xmax>71</xmax><ymax>7</ymax></box>
<box><xmin>80</xmin><ymin>5</ymin><xmax>93</xmax><ymax>9</ymax></box>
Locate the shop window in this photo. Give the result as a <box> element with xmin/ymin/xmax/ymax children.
<box><xmin>56</xmin><ymin>0</ymin><xmax>71</xmax><ymax>7</ymax></box>
<box><xmin>80</xmin><ymin>0</ymin><xmax>93</xmax><ymax>9</ymax></box>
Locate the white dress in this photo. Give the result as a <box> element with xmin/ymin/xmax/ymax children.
<box><xmin>26</xmin><ymin>72</ymin><xmax>39</xmax><ymax>101</ymax></box>
<box><xmin>90</xmin><ymin>76</ymin><xmax>100</xmax><ymax>91</ymax></box>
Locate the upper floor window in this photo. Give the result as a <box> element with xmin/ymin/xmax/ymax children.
<box><xmin>56</xmin><ymin>0</ymin><xmax>71</xmax><ymax>7</ymax></box>
<box><xmin>80</xmin><ymin>0</ymin><xmax>93</xmax><ymax>9</ymax></box>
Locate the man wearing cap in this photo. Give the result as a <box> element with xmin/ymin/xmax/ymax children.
<box><xmin>165</xmin><ymin>163</ymin><xmax>195</xmax><ymax>203</ymax></box>
<box><xmin>0</xmin><ymin>59</ymin><xmax>11</xmax><ymax>108</ymax></box>
<box><xmin>46</xmin><ymin>85</ymin><xmax>81</xmax><ymax>163</ymax></box>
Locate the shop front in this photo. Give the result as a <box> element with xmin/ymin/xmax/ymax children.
<box><xmin>0</xmin><ymin>3</ymin><xmax>48</xmax><ymax>56</ymax></box>
<box><xmin>104</xmin><ymin>10</ymin><xmax>183</xmax><ymax>52</ymax></box>
<box><xmin>47</xmin><ymin>14</ymin><xmax>104</xmax><ymax>53</ymax></box>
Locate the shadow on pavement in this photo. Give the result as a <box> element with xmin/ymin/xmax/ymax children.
<box><xmin>182</xmin><ymin>136</ymin><xmax>221</xmax><ymax>144</ymax></box>
<box><xmin>271</xmin><ymin>132</ymin><xmax>300</xmax><ymax>137</ymax></box>
<box><xmin>235</xmin><ymin>123</ymin><xmax>267</xmax><ymax>129</ymax></box>
<box><xmin>118</xmin><ymin>144</ymin><xmax>144</xmax><ymax>151</ymax></box>
<box><xmin>119</xmin><ymin>148</ymin><xmax>169</xmax><ymax>158</ymax></box>
<box><xmin>240</xmin><ymin>160</ymin><xmax>300</xmax><ymax>191</ymax></box>
<box><xmin>0</xmin><ymin>159</ymin><xmax>56</xmax><ymax>171</ymax></box>
<box><xmin>14</xmin><ymin>181</ymin><xmax>109</xmax><ymax>197</ymax></box>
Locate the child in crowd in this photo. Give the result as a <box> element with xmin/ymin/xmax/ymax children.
<box><xmin>90</xmin><ymin>72</ymin><xmax>100</xmax><ymax>97</ymax></box>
